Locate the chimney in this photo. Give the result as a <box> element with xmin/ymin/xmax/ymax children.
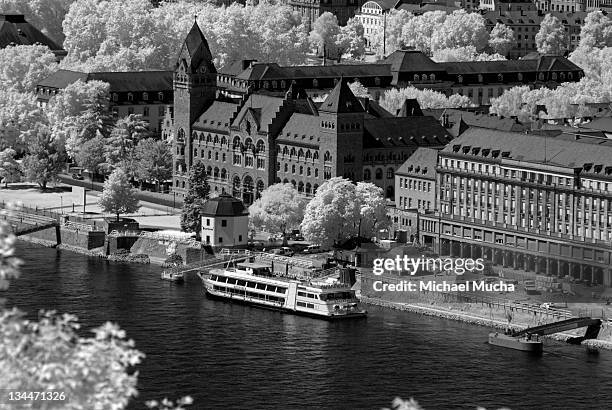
<box><xmin>441</xmin><ymin>113</ymin><xmax>450</xmax><ymax>128</ymax></box>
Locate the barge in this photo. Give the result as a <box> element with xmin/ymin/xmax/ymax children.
<box><xmin>198</xmin><ymin>262</ymin><xmax>367</xmax><ymax>320</ymax></box>
<box><xmin>488</xmin><ymin>332</ymin><xmax>543</xmax><ymax>353</ymax></box>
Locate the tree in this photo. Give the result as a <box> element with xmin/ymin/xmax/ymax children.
<box><xmin>249</xmin><ymin>183</ymin><xmax>305</xmax><ymax>246</ymax></box>
<box><xmin>180</xmin><ymin>162</ymin><xmax>210</xmax><ymax>235</ymax></box>
<box><xmin>21</xmin><ymin>123</ymin><xmax>66</xmax><ymax>189</ymax></box>
<box><xmin>0</xmin><ymin>44</ymin><xmax>58</xmax><ymax>93</ymax></box>
<box><xmin>430</xmin><ymin>10</ymin><xmax>488</xmax><ymax>53</ymax></box>
<box><xmin>488</xmin><ymin>23</ymin><xmax>515</xmax><ymax>56</ymax></box>
<box><xmin>134</xmin><ymin>138</ymin><xmax>173</xmax><ymax>191</ymax></box>
<box><xmin>336</xmin><ymin>17</ymin><xmax>366</xmax><ymax>60</ymax></box>
<box><xmin>536</xmin><ymin>14</ymin><xmax>568</xmax><ymax>55</ymax></box>
<box><xmin>309</xmin><ymin>12</ymin><xmax>341</xmax><ymax>58</ymax></box>
<box><xmin>373</xmin><ymin>9</ymin><xmax>413</xmax><ymax>55</ymax></box>
<box><xmin>104</xmin><ymin>114</ymin><xmax>149</xmax><ymax>175</ymax></box>
<box><xmin>432</xmin><ymin>46</ymin><xmax>506</xmax><ymax>62</ymax></box>
<box><xmin>355</xmin><ymin>182</ymin><xmax>390</xmax><ymax>237</ymax></box>
<box><xmin>99</xmin><ymin>168</ymin><xmax>140</xmax><ymax>221</ymax></box>
<box><xmin>401</xmin><ymin>11</ymin><xmax>447</xmax><ymax>55</ymax></box>
<box><xmin>0</xmin><ymin>89</ymin><xmax>43</xmax><ymax>150</ymax></box>
<box><xmin>73</xmin><ymin>134</ymin><xmax>106</xmax><ymax>175</ymax></box>
<box><xmin>578</xmin><ymin>11</ymin><xmax>612</xmax><ymax>49</ymax></box>
<box><xmin>349</xmin><ymin>80</ymin><xmax>370</xmax><ymax>99</ymax></box>
<box><xmin>0</xmin><ymin>148</ymin><xmax>20</xmax><ymax>188</ymax></box>
<box><xmin>380</xmin><ymin>87</ymin><xmax>472</xmax><ymax>113</ymax></box>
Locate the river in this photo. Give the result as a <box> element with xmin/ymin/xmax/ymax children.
<box><xmin>5</xmin><ymin>243</ymin><xmax>612</xmax><ymax>410</ymax></box>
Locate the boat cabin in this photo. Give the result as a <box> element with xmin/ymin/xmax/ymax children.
<box><xmin>236</xmin><ymin>262</ymin><xmax>272</xmax><ymax>277</ymax></box>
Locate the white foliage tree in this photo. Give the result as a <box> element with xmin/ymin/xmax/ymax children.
<box><xmin>401</xmin><ymin>10</ymin><xmax>446</xmax><ymax>55</ymax></box>
<box><xmin>488</xmin><ymin>23</ymin><xmax>515</xmax><ymax>56</ymax></box>
<box><xmin>0</xmin><ymin>89</ymin><xmax>44</xmax><ymax>150</ymax></box>
<box><xmin>301</xmin><ymin>178</ymin><xmax>390</xmax><ymax>248</ymax></box>
<box><xmin>249</xmin><ymin>183</ymin><xmax>305</xmax><ymax>245</ymax></box>
<box><xmin>0</xmin><ymin>0</ymin><xmax>75</xmax><ymax>44</ymax></box>
<box><xmin>577</xmin><ymin>11</ymin><xmax>612</xmax><ymax>49</ymax></box>
<box><xmin>309</xmin><ymin>12</ymin><xmax>341</xmax><ymax>58</ymax></box>
<box><xmin>432</xmin><ymin>46</ymin><xmax>506</xmax><ymax>62</ymax></box>
<box><xmin>535</xmin><ymin>14</ymin><xmax>568</xmax><ymax>55</ymax></box>
<box><xmin>430</xmin><ymin>10</ymin><xmax>489</xmax><ymax>53</ymax></box>
<box><xmin>0</xmin><ymin>44</ymin><xmax>58</xmax><ymax>93</ymax></box>
<box><xmin>0</xmin><ymin>148</ymin><xmax>21</xmax><ymax>187</ymax></box>
<box><xmin>380</xmin><ymin>87</ymin><xmax>472</xmax><ymax>113</ymax></box>
<box><xmin>336</xmin><ymin>17</ymin><xmax>366</xmax><ymax>60</ymax></box>
<box><xmin>99</xmin><ymin>168</ymin><xmax>140</xmax><ymax>221</ymax></box>
<box><xmin>373</xmin><ymin>9</ymin><xmax>413</xmax><ymax>56</ymax></box>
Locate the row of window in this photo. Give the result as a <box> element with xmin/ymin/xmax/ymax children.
<box><xmin>275</xmin><ymin>178</ymin><xmax>319</xmax><ymax>195</ymax></box>
<box><xmin>112</xmin><ymin>92</ymin><xmax>165</xmax><ymax>102</ymax></box>
<box><xmin>297</xmin><ymin>291</ymin><xmax>319</xmax><ymax>299</ymax></box>
<box><xmin>399</xmin><ymin>178</ymin><xmax>432</xmax><ymax>192</ymax></box>
<box><xmin>364</xmin><ymin>168</ymin><xmax>394</xmax><ymax>181</ymax></box>
<box><xmin>398</xmin><ymin>197</ymin><xmax>432</xmax><ymax>210</ymax></box>
<box><xmin>212</xmin><ymin>285</ymin><xmax>285</xmax><ymax>304</ymax></box>
<box><xmin>279</xmin><ymin>146</ymin><xmax>326</xmax><ymax>161</ymax></box>
<box><xmin>210</xmin><ymin>275</ymin><xmax>287</xmax><ymax>294</ymax></box>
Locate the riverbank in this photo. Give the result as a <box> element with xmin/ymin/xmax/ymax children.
<box><xmin>360</xmin><ymin>296</ymin><xmax>612</xmax><ymax>351</ymax></box>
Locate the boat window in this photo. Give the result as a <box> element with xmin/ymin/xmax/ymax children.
<box><xmin>306</xmin><ymin>303</ymin><xmax>314</xmax><ymax>309</ymax></box>
<box><xmin>247</xmin><ymin>282</ymin><xmax>256</xmax><ymax>288</ymax></box>
<box><xmin>319</xmin><ymin>294</ymin><xmax>327</xmax><ymax>301</ymax></box>
<box><xmin>227</xmin><ymin>278</ymin><xmax>237</xmax><ymax>285</ymax></box>
<box><xmin>297</xmin><ymin>291</ymin><xmax>307</xmax><ymax>297</ymax></box>
<box><xmin>210</xmin><ymin>275</ymin><xmax>217</xmax><ymax>281</ymax></box>
<box><xmin>277</xmin><ymin>287</ymin><xmax>286</xmax><ymax>294</ymax></box>
<box><xmin>237</xmin><ymin>280</ymin><xmax>246</xmax><ymax>286</ymax></box>
<box><xmin>297</xmin><ymin>301</ymin><xmax>307</xmax><ymax>307</ymax></box>
<box><xmin>266</xmin><ymin>285</ymin><xmax>277</xmax><ymax>292</ymax></box>
<box><xmin>256</xmin><ymin>283</ymin><xmax>266</xmax><ymax>290</ymax></box>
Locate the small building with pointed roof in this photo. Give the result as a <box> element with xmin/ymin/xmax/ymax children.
<box><xmin>200</xmin><ymin>194</ymin><xmax>249</xmax><ymax>247</ymax></box>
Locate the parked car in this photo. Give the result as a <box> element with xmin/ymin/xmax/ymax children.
<box><xmin>72</xmin><ymin>173</ymin><xmax>84</xmax><ymax>180</ymax></box>
<box><xmin>303</xmin><ymin>244</ymin><xmax>321</xmax><ymax>254</ymax></box>
<box><xmin>540</xmin><ymin>302</ymin><xmax>556</xmax><ymax>309</ymax></box>
<box><xmin>271</xmin><ymin>247</ymin><xmax>294</xmax><ymax>257</ymax></box>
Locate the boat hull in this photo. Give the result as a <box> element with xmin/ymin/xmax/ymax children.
<box><xmin>488</xmin><ymin>332</ymin><xmax>543</xmax><ymax>353</ymax></box>
<box><xmin>204</xmin><ymin>289</ymin><xmax>367</xmax><ymax>321</ymax></box>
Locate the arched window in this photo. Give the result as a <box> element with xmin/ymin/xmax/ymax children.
<box><xmin>214</xmin><ymin>135</ymin><xmax>219</xmax><ymax>144</ymax></box>
<box><xmin>283</xmin><ymin>146</ymin><xmax>289</xmax><ymax>156</ymax></box>
<box><xmin>256</xmin><ymin>180</ymin><xmax>265</xmax><ymax>199</ymax></box>
<box><xmin>256</xmin><ymin>140</ymin><xmax>265</xmax><ymax>153</ymax></box>
<box><xmin>305</xmin><ymin>150</ymin><xmax>312</xmax><ymax>160</ymax></box>
<box><xmin>324</xmin><ymin>151</ymin><xmax>331</xmax><ymax>162</ymax></box>
<box><xmin>306</xmin><ymin>183</ymin><xmax>312</xmax><ymax>194</ymax></box>
<box><xmin>375</xmin><ymin>168</ymin><xmax>383</xmax><ymax>179</ymax></box>
<box><xmin>315</xmin><ymin>169</ymin><xmax>319</xmax><ymax>178</ymax></box>
<box><xmin>298</xmin><ymin>182</ymin><xmax>304</xmax><ymax>192</ymax></box>
<box><xmin>298</xmin><ymin>149</ymin><xmax>304</xmax><ymax>160</ymax></box>
<box><xmin>430</xmin><ymin>74</ymin><xmax>435</xmax><ymax>81</ymax></box>
<box><xmin>364</xmin><ymin>169</ymin><xmax>371</xmax><ymax>180</ymax></box>
<box><xmin>244</xmin><ymin>138</ymin><xmax>253</xmax><ymax>150</ymax></box>
<box><xmin>206</xmin><ymin>166</ymin><xmax>212</xmax><ymax>176</ymax></box>
<box><xmin>307</xmin><ymin>167</ymin><xmax>311</xmax><ymax>176</ymax></box>
<box><xmin>299</xmin><ymin>166</ymin><xmax>303</xmax><ymax>175</ymax></box>
<box><xmin>284</xmin><ymin>163</ymin><xmax>288</xmax><ymax>172</ymax></box>
<box><xmin>313</xmin><ymin>184</ymin><xmax>319</xmax><ymax>194</ymax></box>
<box><xmin>313</xmin><ymin>152</ymin><xmax>319</xmax><ymax>161</ymax></box>
<box><xmin>387</xmin><ymin>167</ymin><xmax>394</xmax><ymax>179</ymax></box>
<box><xmin>221</xmin><ymin>136</ymin><xmax>227</xmax><ymax>146</ymax></box>
<box><xmin>177</xmin><ymin>128</ymin><xmax>185</xmax><ymax>142</ymax></box>
<box><xmin>213</xmin><ymin>167</ymin><xmax>219</xmax><ymax>178</ymax></box>
<box><xmin>283</xmin><ymin>178</ymin><xmax>289</xmax><ymax>184</ymax></box>
<box><xmin>215</xmin><ymin>152</ymin><xmax>219</xmax><ymax>161</ymax></box>
<box><xmin>292</xmin><ymin>165</ymin><xmax>296</xmax><ymax>174</ymax></box>
<box><xmin>220</xmin><ymin>169</ymin><xmax>227</xmax><ymax>180</ymax></box>
<box><xmin>291</xmin><ymin>180</ymin><xmax>296</xmax><ymax>188</ymax></box>
<box><xmin>233</xmin><ymin>136</ymin><xmax>241</xmax><ymax>149</ymax></box>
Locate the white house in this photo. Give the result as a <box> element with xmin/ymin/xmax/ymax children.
<box><xmin>200</xmin><ymin>194</ymin><xmax>249</xmax><ymax>247</ymax></box>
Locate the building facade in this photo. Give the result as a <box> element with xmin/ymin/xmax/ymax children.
<box><xmin>36</xmin><ymin>70</ymin><xmax>173</xmax><ymax>136</ymax></box>
<box><xmin>200</xmin><ymin>194</ymin><xmax>249</xmax><ymax>247</ymax></box>
<box><xmin>408</xmin><ymin>127</ymin><xmax>612</xmax><ymax>288</ymax></box>
<box><xmin>217</xmin><ymin>48</ymin><xmax>584</xmax><ymax>106</ymax></box>
<box><xmin>170</xmin><ymin>22</ymin><xmax>452</xmax><ymax>205</ymax></box>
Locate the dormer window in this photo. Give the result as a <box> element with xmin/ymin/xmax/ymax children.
<box><xmin>457</xmin><ymin>75</ymin><xmax>463</xmax><ymax>83</ymax></box>
<box><xmin>497</xmin><ymin>74</ymin><xmax>503</xmax><ymax>82</ymax></box>
<box><xmin>478</xmin><ymin>74</ymin><xmax>483</xmax><ymax>83</ymax></box>
<box><xmin>375</xmin><ymin>76</ymin><xmax>381</xmax><ymax>86</ymax></box>
<box><xmin>313</xmin><ymin>79</ymin><xmax>318</xmax><ymax>88</ymax></box>
<box><xmin>143</xmin><ymin>92</ymin><xmax>148</xmax><ymax>101</ymax></box>
<box><xmin>112</xmin><ymin>93</ymin><xmax>118</xmax><ymax>102</ymax></box>
<box><xmin>158</xmin><ymin>92</ymin><xmax>164</xmax><ymax>100</ymax></box>
<box><xmin>414</xmin><ymin>74</ymin><xmax>419</xmax><ymax>82</ymax></box>
<box><xmin>518</xmin><ymin>73</ymin><xmax>523</xmax><ymax>81</ymax></box>
<box><xmin>127</xmin><ymin>93</ymin><xmax>134</xmax><ymax>102</ymax></box>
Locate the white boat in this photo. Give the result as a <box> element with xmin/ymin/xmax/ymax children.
<box><xmin>488</xmin><ymin>332</ymin><xmax>543</xmax><ymax>353</ymax></box>
<box><xmin>161</xmin><ymin>268</ymin><xmax>184</xmax><ymax>283</ymax></box>
<box><xmin>198</xmin><ymin>262</ymin><xmax>367</xmax><ymax>320</ymax></box>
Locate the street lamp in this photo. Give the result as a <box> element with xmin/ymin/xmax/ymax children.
<box><xmin>60</xmin><ymin>195</ymin><xmax>63</xmax><ymax>214</ymax></box>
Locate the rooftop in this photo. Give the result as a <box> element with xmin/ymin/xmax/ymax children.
<box><xmin>200</xmin><ymin>194</ymin><xmax>248</xmax><ymax>217</ymax></box>
<box><xmin>396</xmin><ymin>147</ymin><xmax>439</xmax><ymax>179</ymax></box>
<box><xmin>37</xmin><ymin>69</ymin><xmax>173</xmax><ymax>92</ymax></box>
<box><xmin>0</xmin><ymin>13</ymin><xmax>65</xmax><ymax>56</ymax></box>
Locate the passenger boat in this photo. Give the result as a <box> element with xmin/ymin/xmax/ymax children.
<box><xmin>198</xmin><ymin>262</ymin><xmax>367</xmax><ymax>320</ymax></box>
<box><xmin>161</xmin><ymin>268</ymin><xmax>184</xmax><ymax>283</ymax></box>
<box><xmin>488</xmin><ymin>332</ymin><xmax>543</xmax><ymax>353</ymax></box>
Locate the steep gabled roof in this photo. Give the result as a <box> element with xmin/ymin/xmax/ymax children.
<box><xmin>178</xmin><ymin>21</ymin><xmax>216</xmax><ymax>74</ymax></box>
<box><xmin>193</xmin><ymin>101</ymin><xmax>240</xmax><ymax>132</ymax></box>
<box><xmin>396</xmin><ymin>147</ymin><xmax>439</xmax><ymax>180</ymax></box>
<box><xmin>397</xmin><ymin>99</ymin><xmax>423</xmax><ymax>117</ymax></box>
<box><xmin>231</xmin><ymin>94</ymin><xmax>286</xmax><ymax>132</ymax></box>
<box><xmin>382</xmin><ymin>49</ymin><xmax>442</xmax><ymax>73</ymax></box>
<box><xmin>37</xmin><ymin>70</ymin><xmax>89</xmax><ymax>89</ymax></box>
<box><xmin>0</xmin><ymin>14</ymin><xmax>65</xmax><ymax>56</ymax></box>
<box><xmin>319</xmin><ymin>78</ymin><xmax>364</xmax><ymax>113</ymax></box>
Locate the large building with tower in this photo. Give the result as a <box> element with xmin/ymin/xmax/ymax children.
<box><xmin>169</xmin><ymin>22</ymin><xmax>452</xmax><ymax>205</ymax></box>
